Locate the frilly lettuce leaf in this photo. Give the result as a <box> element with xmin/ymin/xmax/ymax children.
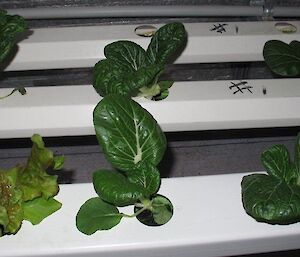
<box><xmin>0</xmin><ymin>134</ymin><xmax>64</xmax><ymax>236</ymax></box>
<box><xmin>0</xmin><ymin>167</ymin><xmax>23</xmax><ymax>235</ymax></box>
<box><xmin>19</xmin><ymin>134</ymin><xmax>62</xmax><ymax>201</ymax></box>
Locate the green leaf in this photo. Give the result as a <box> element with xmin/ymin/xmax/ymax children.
<box><xmin>126</xmin><ymin>163</ymin><xmax>161</xmax><ymax>195</ymax></box>
<box><xmin>0</xmin><ymin>167</ymin><xmax>24</xmax><ymax>235</ymax></box>
<box><xmin>261</xmin><ymin>144</ymin><xmax>296</xmax><ymax>183</ymax></box>
<box><xmin>93</xmin><ymin>43</ymin><xmax>163</xmax><ymax>97</ymax></box>
<box><xmin>92</xmin><ymin>23</ymin><xmax>186</xmax><ymax>98</ymax></box>
<box><xmin>93</xmin><ymin>170</ymin><xmax>148</xmax><ymax>206</ymax></box>
<box><xmin>242</xmin><ymin>174</ymin><xmax>300</xmax><ymax>224</ymax></box>
<box><xmin>93</xmin><ymin>95</ymin><xmax>166</xmax><ymax>171</ymax></box>
<box><xmin>19</xmin><ymin>134</ymin><xmax>61</xmax><ymax>201</ymax></box>
<box><xmin>263</xmin><ymin>40</ymin><xmax>300</xmax><ymax>76</ymax></box>
<box><xmin>0</xmin><ymin>9</ymin><xmax>27</xmax><ymax>62</ymax></box>
<box><xmin>152</xmin><ymin>195</ymin><xmax>173</xmax><ymax>225</ymax></box>
<box><xmin>152</xmin><ymin>80</ymin><xmax>173</xmax><ymax>101</ymax></box>
<box><xmin>76</xmin><ymin>197</ymin><xmax>122</xmax><ymax>235</ymax></box>
<box><xmin>135</xmin><ymin>194</ymin><xmax>173</xmax><ymax>226</ymax></box>
<box><xmin>147</xmin><ymin>22</ymin><xmax>187</xmax><ymax>65</ymax></box>
<box><xmin>23</xmin><ymin>197</ymin><xmax>61</xmax><ymax>225</ymax></box>
<box><xmin>53</xmin><ymin>156</ymin><xmax>65</xmax><ymax>170</ymax></box>
<box><xmin>104</xmin><ymin>41</ymin><xmax>147</xmax><ymax>70</ymax></box>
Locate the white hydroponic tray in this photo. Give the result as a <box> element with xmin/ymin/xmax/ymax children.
<box><xmin>1</xmin><ymin>79</ymin><xmax>300</xmax><ymax>138</ymax></box>
<box><xmin>1</xmin><ymin>173</ymin><xmax>300</xmax><ymax>257</ymax></box>
<box><xmin>4</xmin><ymin>21</ymin><xmax>300</xmax><ymax>71</ymax></box>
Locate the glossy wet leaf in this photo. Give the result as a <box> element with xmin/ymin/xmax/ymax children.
<box><xmin>93</xmin><ymin>170</ymin><xmax>149</xmax><ymax>206</ymax></box>
<box><xmin>23</xmin><ymin>197</ymin><xmax>62</xmax><ymax>225</ymax></box>
<box><xmin>261</xmin><ymin>144</ymin><xmax>295</xmax><ymax>183</ymax></box>
<box><xmin>135</xmin><ymin>194</ymin><xmax>173</xmax><ymax>226</ymax></box>
<box><xmin>93</xmin><ymin>23</ymin><xmax>186</xmax><ymax>98</ymax></box>
<box><xmin>263</xmin><ymin>40</ymin><xmax>300</xmax><ymax>76</ymax></box>
<box><xmin>242</xmin><ymin>133</ymin><xmax>300</xmax><ymax>224</ymax></box>
<box><xmin>0</xmin><ymin>9</ymin><xmax>27</xmax><ymax>62</ymax></box>
<box><xmin>242</xmin><ymin>174</ymin><xmax>300</xmax><ymax>224</ymax></box>
<box><xmin>147</xmin><ymin>22</ymin><xmax>187</xmax><ymax>65</ymax></box>
<box><xmin>126</xmin><ymin>163</ymin><xmax>160</xmax><ymax>195</ymax></box>
<box><xmin>93</xmin><ymin>58</ymin><xmax>162</xmax><ymax>97</ymax></box>
<box><xmin>76</xmin><ymin>197</ymin><xmax>122</xmax><ymax>235</ymax></box>
<box><xmin>93</xmin><ymin>95</ymin><xmax>166</xmax><ymax>171</ymax></box>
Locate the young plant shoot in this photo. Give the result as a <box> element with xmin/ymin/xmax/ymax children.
<box><xmin>0</xmin><ymin>9</ymin><xmax>27</xmax><ymax>99</ymax></box>
<box><xmin>241</xmin><ymin>133</ymin><xmax>300</xmax><ymax>224</ymax></box>
<box><xmin>0</xmin><ymin>135</ymin><xmax>64</xmax><ymax>236</ymax></box>
<box><xmin>76</xmin><ymin>95</ymin><xmax>173</xmax><ymax>235</ymax></box>
<box><xmin>93</xmin><ymin>22</ymin><xmax>187</xmax><ymax>100</ymax></box>
<box><xmin>263</xmin><ymin>40</ymin><xmax>300</xmax><ymax>77</ymax></box>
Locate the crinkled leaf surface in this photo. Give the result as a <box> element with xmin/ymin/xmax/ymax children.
<box><xmin>146</xmin><ymin>22</ymin><xmax>187</xmax><ymax>65</ymax></box>
<box><xmin>0</xmin><ymin>167</ymin><xmax>23</xmax><ymax>235</ymax></box>
<box><xmin>93</xmin><ymin>95</ymin><xmax>166</xmax><ymax>171</ymax></box>
<box><xmin>93</xmin><ymin>170</ymin><xmax>148</xmax><ymax>206</ymax></box>
<box><xmin>242</xmin><ymin>134</ymin><xmax>300</xmax><ymax>224</ymax></box>
<box><xmin>0</xmin><ymin>134</ymin><xmax>63</xmax><ymax>236</ymax></box>
<box><xmin>0</xmin><ymin>9</ymin><xmax>27</xmax><ymax>62</ymax></box>
<box><xmin>19</xmin><ymin>134</ymin><xmax>61</xmax><ymax>201</ymax></box>
<box><xmin>93</xmin><ymin>23</ymin><xmax>186</xmax><ymax>98</ymax></box>
<box><xmin>263</xmin><ymin>40</ymin><xmax>300</xmax><ymax>76</ymax></box>
<box><xmin>93</xmin><ymin>41</ymin><xmax>163</xmax><ymax>97</ymax></box>
<box><xmin>242</xmin><ymin>174</ymin><xmax>300</xmax><ymax>224</ymax></box>
<box><xmin>105</xmin><ymin>40</ymin><xmax>148</xmax><ymax>69</ymax></box>
<box><xmin>126</xmin><ymin>163</ymin><xmax>160</xmax><ymax>195</ymax></box>
<box><xmin>76</xmin><ymin>197</ymin><xmax>122</xmax><ymax>235</ymax></box>
<box><xmin>261</xmin><ymin>144</ymin><xmax>295</xmax><ymax>183</ymax></box>
<box><xmin>23</xmin><ymin>197</ymin><xmax>62</xmax><ymax>225</ymax></box>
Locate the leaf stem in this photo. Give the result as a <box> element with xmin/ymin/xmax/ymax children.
<box><xmin>0</xmin><ymin>87</ymin><xmax>26</xmax><ymax>100</ymax></box>
<box><xmin>121</xmin><ymin>199</ymin><xmax>152</xmax><ymax>218</ymax></box>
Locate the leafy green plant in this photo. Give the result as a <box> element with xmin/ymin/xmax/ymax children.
<box><xmin>76</xmin><ymin>95</ymin><xmax>173</xmax><ymax>235</ymax></box>
<box><xmin>0</xmin><ymin>134</ymin><xmax>64</xmax><ymax>236</ymax></box>
<box><xmin>93</xmin><ymin>22</ymin><xmax>187</xmax><ymax>100</ymax></box>
<box><xmin>241</xmin><ymin>133</ymin><xmax>300</xmax><ymax>224</ymax></box>
<box><xmin>0</xmin><ymin>9</ymin><xmax>27</xmax><ymax>99</ymax></box>
<box><xmin>263</xmin><ymin>40</ymin><xmax>300</xmax><ymax>77</ymax></box>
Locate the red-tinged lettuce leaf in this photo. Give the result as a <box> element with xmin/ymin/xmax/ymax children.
<box><xmin>19</xmin><ymin>134</ymin><xmax>64</xmax><ymax>201</ymax></box>
<box><xmin>0</xmin><ymin>167</ymin><xmax>24</xmax><ymax>236</ymax></box>
<box><xmin>23</xmin><ymin>197</ymin><xmax>62</xmax><ymax>225</ymax></box>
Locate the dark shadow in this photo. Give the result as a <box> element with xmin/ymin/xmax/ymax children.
<box><xmin>158</xmin><ymin>144</ymin><xmax>175</xmax><ymax>178</ymax></box>
<box><xmin>237</xmin><ymin>248</ymin><xmax>300</xmax><ymax>257</ymax></box>
<box><xmin>48</xmin><ymin>168</ymin><xmax>75</xmax><ymax>184</ymax></box>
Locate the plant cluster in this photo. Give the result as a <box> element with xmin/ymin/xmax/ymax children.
<box><xmin>242</xmin><ymin>134</ymin><xmax>300</xmax><ymax>224</ymax></box>
<box><xmin>0</xmin><ymin>135</ymin><xmax>64</xmax><ymax>236</ymax></box>
<box><xmin>93</xmin><ymin>22</ymin><xmax>187</xmax><ymax>100</ymax></box>
<box><xmin>76</xmin><ymin>23</ymin><xmax>187</xmax><ymax>234</ymax></box>
<box><xmin>241</xmin><ymin>40</ymin><xmax>300</xmax><ymax>224</ymax></box>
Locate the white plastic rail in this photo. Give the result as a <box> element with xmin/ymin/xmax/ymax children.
<box><xmin>0</xmin><ymin>78</ymin><xmax>300</xmax><ymax>138</ymax></box>
<box><xmin>4</xmin><ymin>21</ymin><xmax>300</xmax><ymax>71</ymax></box>
<box><xmin>1</xmin><ymin>173</ymin><xmax>300</xmax><ymax>257</ymax></box>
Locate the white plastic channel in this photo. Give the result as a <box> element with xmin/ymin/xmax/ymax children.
<box><xmin>1</xmin><ymin>173</ymin><xmax>300</xmax><ymax>257</ymax></box>
<box><xmin>1</xmin><ymin>78</ymin><xmax>300</xmax><ymax>139</ymax></box>
<box><xmin>4</xmin><ymin>21</ymin><xmax>300</xmax><ymax>71</ymax></box>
